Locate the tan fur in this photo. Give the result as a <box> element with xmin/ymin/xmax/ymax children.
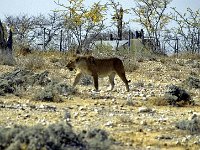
<box><xmin>66</xmin><ymin>55</ymin><xmax>130</xmax><ymax>92</ymax></box>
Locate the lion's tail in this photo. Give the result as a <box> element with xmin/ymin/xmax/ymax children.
<box><xmin>128</xmin><ymin>80</ymin><xmax>131</xmax><ymax>83</ymax></box>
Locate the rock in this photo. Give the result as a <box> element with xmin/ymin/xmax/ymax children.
<box><xmin>138</xmin><ymin>107</ymin><xmax>153</xmax><ymax>113</ymax></box>
<box><xmin>104</xmin><ymin>121</ymin><xmax>114</xmax><ymax>127</ymax></box>
<box><xmin>140</xmin><ymin>120</ymin><xmax>147</xmax><ymax>125</ymax></box>
<box><xmin>155</xmin><ymin>135</ymin><xmax>173</xmax><ymax>140</ymax></box>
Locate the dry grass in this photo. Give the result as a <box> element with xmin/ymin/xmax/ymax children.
<box><xmin>146</xmin><ymin>96</ymin><xmax>169</xmax><ymax>106</ymax></box>
<box><xmin>1</xmin><ymin>47</ymin><xmax>200</xmax><ymax>149</ymax></box>
<box><xmin>176</xmin><ymin>53</ymin><xmax>200</xmax><ymax>60</ymax></box>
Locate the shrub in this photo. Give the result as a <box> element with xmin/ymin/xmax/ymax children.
<box><xmin>17</xmin><ymin>55</ymin><xmax>45</xmax><ymax>70</ymax></box>
<box><xmin>79</xmin><ymin>129</ymin><xmax>112</xmax><ymax>150</ymax></box>
<box><xmin>164</xmin><ymin>85</ymin><xmax>193</xmax><ymax>106</ymax></box>
<box><xmin>147</xmin><ymin>97</ymin><xmax>168</xmax><ymax>106</ymax></box>
<box><xmin>33</xmin><ymin>83</ymin><xmax>76</xmax><ymax>102</ymax></box>
<box><xmin>123</xmin><ymin>58</ymin><xmax>139</xmax><ymax>72</ymax></box>
<box><xmin>92</xmin><ymin>43</ymin><xmax>113</xmax><ymax>58</ymax></box>
<box><xmin>55</xmin><ymin>83</ymin><xmax>77</xmax><ymax>96</ymax></box>
<box><xmin>0</xmin><ymin>69</ymin><xmax>51</xmax><ymax>96</ymax></box>
<box><xmin>0</xmin><ymin>79</ymin><xmax>15</xmax><ymax>95</ymax></box>
<box><xmin>176</xmin><ymin>117</ymin><xmax>200</xmax><ymax>134</ymax></box>
<box><xmin>80</xmin><ymin>75</ymin><xmax>93</xmax><ymax>86</ymax></box>
<box><xmin>0</xmin><ymin>122</ymin><xmax>113</xmax><ymax>150</ymax></box>
<box><xmin>33</xmin><ymin>86</ymin><xmax>63</xmax><ymax>102</ymax></box>
<box><xmin>184</xmin><ymin>76</ymin><xmax>200</xmax><ymax>89</ymax></box>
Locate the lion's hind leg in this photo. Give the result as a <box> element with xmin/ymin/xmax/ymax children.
<box><xmin>108</xmin><ymin>73</ymin><xmax>116</xmax><ymax>91</ymax></box>
<box><xmin>116</xmin><ymin>72</ymin><xmax>130</xmax><ymax>92</ymax></box>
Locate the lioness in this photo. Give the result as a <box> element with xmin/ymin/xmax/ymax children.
<box><xmin>66</xmin><ymin>55</ymin><xmax>130</xmax><ymax>92</ymax></box>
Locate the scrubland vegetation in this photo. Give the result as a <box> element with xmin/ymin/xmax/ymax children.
<box><xmin>0</xmin><ymin>0</ymin><xmax>200</xmax><ymax>149</ymax></box>
<box><xmin>0</xmin><ymin>45</ymin><xmax>200</xmax><ymax>149</ymax></box>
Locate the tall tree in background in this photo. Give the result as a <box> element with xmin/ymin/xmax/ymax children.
<box><xmin>5</xmin><ymin>15</ymin><xmax>35</xmax><ymax>45</ymax></box>
<box><xmin>110</xmin><ymin>0</ymin><xmax>124</xmax><ymax>40</ymax></box>
<box><xmin>5</xmin><ymin>13</ymin><xmax>63</xmax><ymax>50</ymax></box>
<box><xmin>132</xmin><ymin>0</ymin><xmax>171</xmax><ymax>51</ymax></box>
<box><xmin>0</xmin><ymin>20</ymin><xmax>15</xmax><ymax>65</ymax></box>
<box><xmin>55</xmin><ymin>0</ymin><xmax>107</xmax><ymax>53</ymax></box>
<box><xmin>109</xmin><ymin>0</ymin><xmax>129</xmax><ymax>40</ymax></box>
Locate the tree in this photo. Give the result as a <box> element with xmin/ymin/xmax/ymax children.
<box><xmin>132</xmin><ymin>0</ymin><xmax>171</xmax><ymax>52</ymax></box>
<box><xmin>0</xmin><ymin>20</ymin><xmax>15</xmax><ymax>65</ymax></box>
<box><xmin>5</xmin><ymin>15</ymin><xmax>35</xmax><ymax>45</ymax></box>
<box><xmin>169</xmin><ymin>7</ymin><xmax>200</xmax><ymax>53</ymax></box>
<box><xmin>55</xmin><ymin>0</ymin><xmax>107</xmax><ymax>53</ymax></box>
<box><xmin>109</xmin><ymin>0</ymin><xmax>126</xmax><ymax>40</ymax></box>
<box><xmin>5</xmin><ymin>13</ymin><xmax>64</xmax><ymax>50</ymax></box>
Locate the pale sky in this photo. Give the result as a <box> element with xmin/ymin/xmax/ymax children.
<box><xmin>0</xmin><ymin>0</ymin><xmax>200</xmax><ymax>28</ymax></box>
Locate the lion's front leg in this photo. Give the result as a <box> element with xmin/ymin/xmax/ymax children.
<box><xmin>92</xmin><ymin>74</ymin><xmax>99</xmax><ymax>91</ymax></box>
<box><xmin>73</xmin><ymin>72</ymin><xmax>82</xmax><ymax>87</ymax></box>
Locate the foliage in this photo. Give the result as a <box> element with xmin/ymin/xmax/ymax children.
<box><xmin>0</xmin><ymin>69</ymin><xmax>77</xmax><ymax>100</ymax></box>
<box><xmin>0</xmin><ymin>69</ymin><xmax>50</xmax><ymax>96</ymax></box>
<box><xmin>109</xmin><ymin>0</ymin><xmax>129</xmax><ymax>40</ymax></box>
<box><xmin>16</xmin><ymin>54</ymin><xmax>46</xmax><ymax>70</ymax></box>
<box><xmin>0</xmin><ymin>122</ymin><xmax>113</xmax><ymax>150</ymax></box>
<box><xmin>176</xmin><ymin>117</ymin><xmax>200</xmax><ymax>134</ymax></box>
<box><xmin>168</xmin><ymin>7</ymin><xmax>200</xmax><ymax>53</ymax></box>
<box><xmin>132</xmin><ymin>0</ymin><xmax>171</xmax><ymax>37</ymax></box>
<box><xmin>80</xmin><ymin>75</ymin><xmax>93</xmax><ymax>86</ymax></box>
<box><xmin>33</xmin><ymin>86</ymin><xmax>63</xmax><ymax>102</ymax></box>
<box><xmin>5</xmin><ymin>13</ymin><xmax>63</xmax><ymax>50</ymax></box>
<box><xmin>184</xmin><ymin>76</ymin><xmax>200</xmax><ymax>89</ymax></box>
<box><xmin>55</xmin><ymin>0</ymin><xmax>107</xmax><ymax>52</ymax></box>
<box><xmin>79</xmin><ymin>129</ymin><xmax>112</xmax><ymax>149</ymax></box>
<box><xmin>164</xmin><ymin>85</ymin><xmax>193</xmax><ymax>106</ymax></box>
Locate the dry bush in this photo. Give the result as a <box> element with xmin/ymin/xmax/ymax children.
<box><xmin>18</xmin><ymin>46</ymin><xmax>32</xmax><ymax>56</ymax></box>
<box><xmin>177</xmin><ymin>53</ymin><xmax>200</xmax><ymax>60</ymax></box>
<box><xmin>0</xmin><ymin>122</ymin><xmax>113</xmax><ymax>150</ymax></box>
<box><xmin>170</xmin><ymin>65</ymin><xmax>180</xmax><ymax>71</ymax></box>
<box><xmin>123</xmin><ymin>58</ymin><xmax>139</xmax><ymax>72</ymax></box>
<box><xmin>16</xmin><ymin>54</ymin><xmax>45</xmax><ymax>70</ymax></box>
<box><xmin>176</xmin><ymin>117</ymin><xmax>200</xmax><ymax>134</ymax></box>
<box><xmin>33</xmin><ymin>87</ymin><xmax>63</xmax><ymax>102</ymax></box>
<box><xmin>147</xmin><ymin>97</ymin><xmax>168</xmax><ymax>106</ymax></box>
<box><xmin>0</xmin><ymin>53</ymin><xmax>15</xmax><ymax>66</ymax></box>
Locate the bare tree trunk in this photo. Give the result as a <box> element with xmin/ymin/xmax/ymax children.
<box><xmin>0</xmin><ymin>20</ymin><xmax>15</xmax><ymax>65</ymax></box>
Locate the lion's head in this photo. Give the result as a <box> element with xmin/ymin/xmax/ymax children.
<box><xmin>66</xmin><ymin>59</ymin><xmax>76</xmax><ymax>71</ymax></box>
<box><xmin>66</xmin><ymin>55</ymin><xmax>95</xmax><ymax>71</ymax></box>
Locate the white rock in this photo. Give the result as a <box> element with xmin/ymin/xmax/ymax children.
<box><xmin>104</xmin><ymin>121</ymin><xmax>114</xmax><ymax>127</ymax></box>
<box><xmin>138</xmin><ymin>107</ymin><xmax>152</xmax><ymax>113</ymax></box>
<box><xmin>140</xmin><ymin>120</ymin><xmax>147</xmax><ymax>125</ymax></box>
